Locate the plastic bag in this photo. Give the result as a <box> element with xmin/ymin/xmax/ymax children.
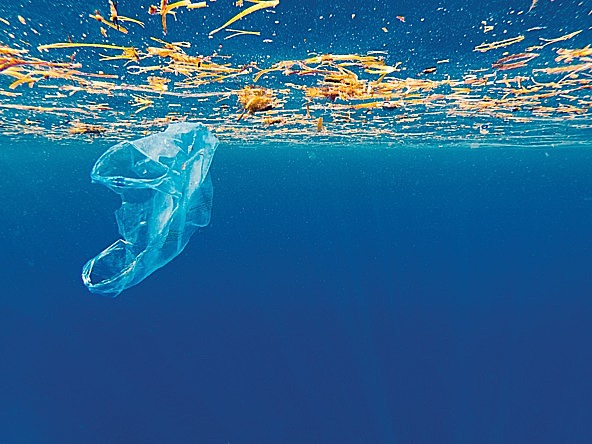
<box><xmin>82</xmin><ymin>122</ymin><xmax>218</xmax><ymax>297</ymax></box>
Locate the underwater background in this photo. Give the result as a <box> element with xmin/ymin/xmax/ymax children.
<box><xmin>2</xmin><ymin>0</ymin><xmax>592</xmax><ymax>443</ymax></box>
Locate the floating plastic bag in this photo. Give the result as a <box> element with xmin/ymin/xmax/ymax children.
<box><xmin>82</xmin><ymin>123</ymin><xmax>218</xmax><ymax>297</ymax></box>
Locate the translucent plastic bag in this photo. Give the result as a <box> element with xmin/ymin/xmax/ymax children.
<box><xmin>82</xmin><ymin>123</ymin><xmax>218</xmax><ymax>297</ymax></box>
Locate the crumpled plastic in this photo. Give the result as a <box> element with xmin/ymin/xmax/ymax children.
<box><xmin>82</xmin><ymin>122</ymin><xmax>218</xmax><ymax>297</ymax></box>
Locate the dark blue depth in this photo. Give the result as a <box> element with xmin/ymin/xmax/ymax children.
<box><xmin>1</xmin><ymin>140</ymin><xmax>592</xmax><ymax>443</ymax></box>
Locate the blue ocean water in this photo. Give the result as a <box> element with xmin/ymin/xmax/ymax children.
<box><xmin>2</xmin><ymin>0</ymin><xmax>592</xmax><ymax>442</ymax></box>
<box><xmin>2</xmin><ymin>139</ymin><xmax>592</xmax><ymax>443</ymax></box>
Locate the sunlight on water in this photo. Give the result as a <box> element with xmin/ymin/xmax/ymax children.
<box><xmin>0</xmin><ymin>0</ymin><xmax>590</xmax><ymax>146</ymax></box>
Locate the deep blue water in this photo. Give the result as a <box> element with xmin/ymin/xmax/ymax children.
<box><xmin>2</xmin><ymin>0</ymin><xmax>592</xmax><ymax>441</ymax></box>
<box><xmin>1</xmin><ymin>140</ymin><xmax>592</xmax><ymax>443</ymax></box>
